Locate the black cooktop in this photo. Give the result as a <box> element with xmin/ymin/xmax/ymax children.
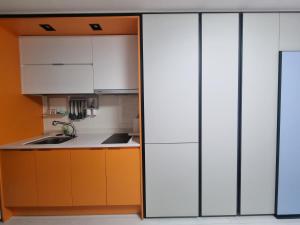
<box><xmin>102</xmin><ymin>133</ymin><xmax>131</xmax><ymax>144</ymax></box>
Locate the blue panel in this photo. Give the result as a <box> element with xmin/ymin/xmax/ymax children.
<box><xmin>278</xmin><ymin>51</ymin><xmax>300</xmax><ymax>215</ymax></box>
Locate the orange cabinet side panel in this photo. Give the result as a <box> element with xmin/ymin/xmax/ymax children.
<box><xmin>106</xmin><ymin>148</ymin><xmax>141</xmax><ymax>206</ymax></box>
<box><xmin>0</xmin><ymin>27</ymin><xmax>42</xmax><ymax>221</ymax></box>
<box><xmin>0</xmin><ymin>27</ymin><xmax>43</xmax><ymax>146</ymax></box>
<box><xmin>0</xmin><ymin>154</ymin><xmax>12</xmax><ymax>222</ymax></box>
<box><xmin>70</xmin><ymin>149</ymin><xmax>107</xmax><ymax>206</ymax></box>
<box><xmin>2</xmin><ymin>151</ymin><xmax>37</xmax><ymax>207</ymax></box>
<box><xmin>35</xmin><ymin>150</ymin><xmax>72</xmax><ymax>206</ymax></box>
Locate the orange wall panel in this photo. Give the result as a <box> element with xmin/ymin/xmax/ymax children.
<box><xmin>0</xmin><ymin>27</ymin><xmax>43</xmax><ymax>145</ymax></box>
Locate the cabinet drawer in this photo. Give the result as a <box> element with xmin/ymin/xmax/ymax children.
<box><xmin>20</xmin><ymin>36</ymin><xmax>92</xmax><ymax>64</ymax></box>
<box><xmin>21</xmin><ymin>65</ymin><xmax>94</xmax><ymax>94</ymax></box>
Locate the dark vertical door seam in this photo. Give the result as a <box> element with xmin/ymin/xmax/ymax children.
<box><xmin>199</xmin><ymin>12</ymin><xmax>202</xmax><ymax>217</ymax></box>
<box><xmin>237</xmin><ymin>12</ymin><xmax>243</xmax><ymax>216</ymax></box>
<box><xmin>275</xmin><ymin>52</ymin><xmax>283</xmax><ymax>216</ymax></box>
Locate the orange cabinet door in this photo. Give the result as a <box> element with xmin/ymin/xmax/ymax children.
<box><xmin>71</xmin><ymin>149</ymin><xmax>107</xmax><ymax>206</ymax></box>
<box><xmin>35</xmin><ymin>150</ymin><xmax>72</xmax><ymax>206</ymax></box>
<box><xmin>106</xmin><ymin>148</ymin><xmax>141</xmax><ymax>205</ymax></box>
<box><xmin>1</xmin><ymin>151</ymin><xmax>37</xmax><ymax>207</ymax></box>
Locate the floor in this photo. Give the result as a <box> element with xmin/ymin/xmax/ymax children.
<box><xmin>2</xmin><ymin>215</ymin><xmax>300</xmax><ymax>225</ymax></box>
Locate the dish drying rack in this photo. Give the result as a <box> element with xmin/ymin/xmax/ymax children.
<box><xmin>42</xmin><ymin>95</ymin><xmax>99</xmax><ymax>120</ymax></box>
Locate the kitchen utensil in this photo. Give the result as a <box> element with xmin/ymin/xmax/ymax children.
<box><xmin>83</xmin><ymin>100</ymin><xmax>87</xmax><ymax>118</ymax></box>
<box><xmin>75</xmin><ymin>100</ymin><xmax>78</xmax><ymax>119</ymax></box>
<box><xmin>70</xmin><ymin>100</ymin><xmax>74</xmax><ymax>120</ymax></box>
<box><xmin>92</xmin><ymin>108</ymin><xmax>97</xmax><ymax>116</ymax></box>
<box><xmin>68</xmin><ymin>100</ymin><xmax>72</xmax><ymax>120</ymax></box>
<box><xmin>71</xmin><ymin>100</ymin><xmax>76</xmax><ymax>120</ymax></box>
<box><xmin>78</xmin><ymin>101</ymin><xmax>83</xmax><ymax>119</ymax></box>
<box><xmin>86</xmin><ymin>108</ymin><xmax>92</xmax><ymax>116</ymax></box>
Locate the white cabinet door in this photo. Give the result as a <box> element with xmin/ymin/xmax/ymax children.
<box><xmin>145</xmin><ymin>143</ymin><xmax>199</xmax><ymax>217</ymax></box>
<box><xmin>20</xmin><ymin>36</ymin><xmax>92</xmax><ymax>64</ymax></box>
<box><xmin>280</xmin><ymin>13</ymin><xmax>300</xmax><ymax>50</ymax></box>
<box><xmin>201</xmin><ymin>13</ymin><xmax>239</xmax><ymax>216</ymax></box>
<box><xmin>241</xmin><ymin>13</ymin><xmax>279</xmax><ymax>215</ymax></box>
<box><xmin>143</xmin><ymin>14</ymin><xmax>199</xmax><ymax>144</ymax></box>
<box><xmin>21</xmin><ymin>65</ymin><xmax>94</xmax><ymax>94</ymax></box>
<box><xmin>93</xmin><ymin>35</ymin><xmax>138</xmax><ymax>90</ymax></box>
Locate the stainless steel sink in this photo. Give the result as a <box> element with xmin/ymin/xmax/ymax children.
<box><xmin>26</xmin><ymin>136</ymin><xmax>75</xmax><ymax>145</ymax></box>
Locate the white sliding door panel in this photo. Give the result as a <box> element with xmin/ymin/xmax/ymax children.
<box><xmin>280</xmin><ymin>13</ymin><xmax>300</xmax><ymax>51</ymax></box>
<box><xmin>241</xmin><ymin>13</ymin><xmax>279</xmax><ymax>215</ymax></box>
<box><xmin>142</xmin><ymin>14</ymin><xmax>199</xmax><ymax>144</ymax></box>
<box><xmin>145</xmin><ymin>143</ymin><xmax>199</xmax><ymax>217</ymax></box>
<box><xmin>201</xmin><ymin>13</ymin><xmax>239</xmax><ymax>216</ymax></box>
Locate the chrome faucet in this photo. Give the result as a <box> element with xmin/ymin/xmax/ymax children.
<box><xmin>52</xmin><ymin>121</ymin><xmax>77</xmax><ymax>138</ymax></box>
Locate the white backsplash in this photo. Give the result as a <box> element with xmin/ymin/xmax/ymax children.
<box><xmin>43</xmin><ymin>95</ymin><xmax>139</xmax><ymax>134</ymax></box>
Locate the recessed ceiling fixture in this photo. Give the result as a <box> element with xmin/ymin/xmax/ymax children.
<box><xmin>89</xmin><ymin>23</ymin><xmax>102</xmax><ymax>31</ymax></box>
<box><xmin>39</xmin><ymin>24</ymin><xmax>55</xmax><ymax>31</ymax></box>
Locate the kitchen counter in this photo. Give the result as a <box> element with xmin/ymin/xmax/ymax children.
<box><xmin>0</xmin><ymin>133</ymin><xmax>140</xmax><ymax>150</ymax></box>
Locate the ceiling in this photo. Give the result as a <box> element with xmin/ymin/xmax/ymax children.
<box><xmin>0</xmin><ymin>0</ymin><xmax>299</xmax><ymax>14</ymax></box>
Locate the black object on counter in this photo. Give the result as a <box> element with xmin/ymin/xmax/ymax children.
<box><xmin>102</xmin><ymin>133</ymin><xmax>131</xmax><ymax>144</ymax></box>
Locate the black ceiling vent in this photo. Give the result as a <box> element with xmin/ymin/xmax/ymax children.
<box><xmin>40</xmin><ymin>24</ymin><xmax>55</xmax><ymax>31</ymax></box>
<box><xmin>89</xmin><ymin>23</ymin><xmax>102</xmax><ymax>31</ymax></box>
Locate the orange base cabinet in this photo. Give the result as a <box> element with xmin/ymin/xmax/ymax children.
<box><xmin>1</xmin><ymin>151</ymin><xmax>37</xmax><ymax>207</ymax></box>
<box><xmin>36</xmin><ymin>150</ymin><xmax>72</xmax><ymax>206</ymax></box>
<box><xmin>0</xmin><ymin>147</ymin><xmax>141</xmax><ymax>221</ymax></box>
<box><xmin>70</xmin><ymin>149</ymin><xmax>107</xmax><ymax>206</ymax></box>
<box><xmin>106</xmin><ymin>148</ymin><xmax>141</xmax><ymax>205</ymax></box>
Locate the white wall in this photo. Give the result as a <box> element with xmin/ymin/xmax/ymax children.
<box><xmin>43</xmin><ymin>95</ymin><xmax>138</xmax><ymax>134</ymax></box>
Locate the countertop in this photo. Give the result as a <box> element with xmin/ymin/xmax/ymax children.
<box><xmin>0</xmin><ymin>133</ymin><xmax>140</xmax><ymax>150</ymax></box>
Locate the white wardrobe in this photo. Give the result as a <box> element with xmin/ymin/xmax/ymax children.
<box><xmin>141</xmin><ymin>12</ymin><xmax>300</xmax><ymax>218</ymax></box>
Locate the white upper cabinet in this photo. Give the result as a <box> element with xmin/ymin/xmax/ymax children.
<box><xmin>21</xmin><ymin>65</ymin><xmax>94</xmax><ymax>94</ymax></box>
<box><xmin>92</xmin><ymin>35</ymin><xmax>138</xmax><ymax>91</ymax></box>
<box><xmin>280</xmin><ymin>13</ymin><xmax>300</xmax><ymax>50</ymax></box>
<box><xmin>20</xmin><ymin>36</ymin><xmax>93</xmax><ymax>65</ymax></box>
<box><xmin>19</xmin><ymin>36</ymin><xmax>94</xmax><ymax>94</ymax></box>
